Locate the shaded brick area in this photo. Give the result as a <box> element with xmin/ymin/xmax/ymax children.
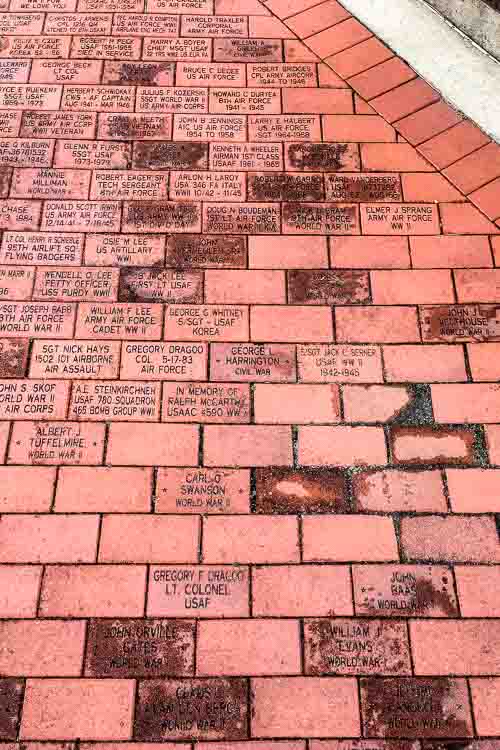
<box><xmin>0</xmin><ymin>0</ymin><xmax>499</xmax><ymax>743</ymax></box>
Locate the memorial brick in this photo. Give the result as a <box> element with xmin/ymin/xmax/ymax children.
<box><xmin>210</xmin><ymin>142</ymin><xmax>283</xmax><ymax>171</ymax></box>
<box><xmin>297</xmin><ymin>344</ymin><xmax>383</xmax><ymax>383</ymax></box>
<box><xmin>156</xmin><ymin>467</ymin><xmax>250</xmax><ymax>513</ymax></box>
<box><xmin>165</xmin><ymin>235</ymin><xmax>246</xmax><ymax>267</ymax></box>
<box><xmin>69</xmin><ymin>380</ymin><xmax>161</xmax><ymax>420</ymax></box>
<box><xmin>85</xmin><ymin>234</ymin><xmax>165</xmax><ymax>267</ymax></box>
<box><xmin>30</xmin><ymin>339</ymin><xmax>120</xmax><ymax>378</ymax></box>
<box><xmin>164</xmin><ymin>305</ymin><xmax>249</xmax><ymax>341</ymax></box>
<box><xmin>0</xmin><ymin>301</ymin><xmax>75</xmax><ymax>337</ymax></box>
<box><xmin>1</xmin><ymin>232</ymin><xmax>83</xmax><ymax>266</ymax></box>
<box><xmin>84</xmin><ymin>618</ymin><xmax>195</xmax><ymax>677</ymax></box>
<box><xmin>147</xmin><ymin>565</ymin><xmax>249</xmax><ymax>616</ymax></box>
<box><xmin>210</xmin><ymin>342</ymin><xmax>296</xmax><ymax>381</ymax></box>
<box><xmin>118</xmin><ymin>268</ymin><xmax>203</xmax><ymax>303</ymax></box>
<box><xmin>8</xmin><ymin>420</ymin><xmax>105</xmax><ymax>464</ymax></box>
<box><xmin>76</xmin><ymin>302</ymin><xmax>163</xmax><ymax>339</ymax></box>
<box><xmin>120</xmin><ymin>341</ymin><xmax>208</xmax><ymax>379</ymax></box>
<box><xmin>54</xmin><ymin>140</ymin><xmax>131</xmax><ymax>170</ymax></box>
<box><xmin>162</xmin><ymin>382</ymin><xmax>250</xmax><ymax>422</ymax></box>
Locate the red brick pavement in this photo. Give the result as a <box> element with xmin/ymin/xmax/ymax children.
<box><xmin>0</xmin><ymin>0</ymin><xmax>499</xmax><ymax>743</ymax></box>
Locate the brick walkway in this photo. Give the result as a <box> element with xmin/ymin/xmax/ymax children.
<box><xmin>0</xmin><ymin>0</ymin><xmax>500</xmax><ymax>742</ymax></box>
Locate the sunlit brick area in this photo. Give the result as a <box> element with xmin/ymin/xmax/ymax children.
<box><xmin>0</xmin><ymin>0</ymin><xmax>499</xmax><ymax>743</ymax></box>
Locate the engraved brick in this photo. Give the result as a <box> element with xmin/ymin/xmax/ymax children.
<box><xmin>420</xmin><ymin>304</ymin><xmax>500</xmax><ymax>343</ymax></box>
<box><xmin>204</xmin><ymin>202</ymin><xmax>280</xmax><ymax>233</ymax></box>
<box><xmin>297</xmin><ymin>343</ymin><xmax>383</xmax><ymax>383</ymax></box>
<box><xmin>100</xmin><ymin>114</ymin><xmax>173</xmax><ymax>141</ymax></box>
<box><xmin>182</xmin><ymin>14</ymin><xmax>247</xmax><ymax>36</ymax></box>
<box><xmin>113</xmin><ymin>13</ymin><xmax>178</xmax><ymax>35</ymax></box>
<box><xmin>210</xmin><ymin>142</ymin><xmax>283</xmax><ymax>171</ymax></box>
<box><xmin>143</xmin><ymin>37</ymin><xmax>211</xmax><ymax>61</ymax></box>
<box><xmin>54</xmin><ymin>140</ymin><xmax>131</xmax><ymax>170</ymax></box>
<box><xmin>173</xmin><ymin>114</ymin><xmax>246</xmax><ymax>141</ymax></box>
<box><xmin>45</xmin><ymin>12</ymin><xmax>112</xmax><ymax>34</ymax></box>
<box><xmin>0</xmin><ymin>12</ymin><xmax>44</xmax><ymax>34</ymax></box>
<box><xmin>166</xmin><ymin>234</ymin><xmax>246</xmax><ymax>268</ymax></box>
<box><xmin>0</xmin><ymin>379</ymin><xmax>69</xmax><ymax>420</ymax></box>
<box><xmin>0</xmin><ymin>60</ymin><xmax>30</xmax><ymax>83</ymax></box>
<box><xmin>69</xmin><ymin>381</ymin><xmax>161</xmax><ymax>421</ymax></box>
<box><xmin>147</xmin><ymin>564</ymin><xmax>249</xmax><ymax>617</ymax></box>
<box><xmin>170</xmin><ymin>170</ymin><xmax>245</xmax><ymax>201</ymax></box>
<box><xmin>85</xmin><ymin>618</ymin><xmax>195</xmax><ymax>677</ymax></box>
<box><xmin>122</xmin><ymin>201</ymin><xmax>201</xmax><ymax>233</ymax></box>
<box><xmin>76</xmin><ymin>303</ymin><xmax>163</xmax><ymax>340</ymax></box>
<box><xmin>1</xmin><ymin>232</ymin><xmax>83</xmax><ymax>265</ymax></box>
<box><xmin>210</xmin><ymin>87</ymin><xmax>280</xmax><ymax>114</ymax></box>
<box><xmin>21</xmin><ymin>111</ymin><xmax>96</xmax><ymax>139</ymax></box>
<box><xmin>249</xmin><ymin>115</ymin><xmax>321</xmax><ymax>141</ymax></box>
<box><xmin>30</xmin><ymin>339</ymin><xmax>120</xmax><ymax>379</ymax></box>
<box><xmin>326</xmin><ymin>173</ymin><xmax>401</xmax><ymax>201</ymax></box>
<box><xmin>289</xmin><ymin>270</ymin><xmax>369</xmax><ymax>304</ymax></box>
<box><xmin>137</xmin><ymin>86</ymin><xmax>208</xmax><ymax>114</ymax></box>
<box><xmin>0</xmin><ymin>36</ymin><xmax>70</xmax><ymax>58</ymax></box>
<box><xmin>361</xmin><ymin>204</ymin><xmax>440</xmax><ymax>235</ymax></box>
<box><xmin>30</xmin><ymin>60</ymin><xmax>102</xmax><ymax>85</ymax></box>
<box><xmin>360</xmin><ymin>678</ymin><xmax>473</xmax><ymax>738</ymax></box>
<box><xmin>0</xmin><ymin>266</ymin><xmax>34</xmax><ymax>300</ymax></box>
<box><xmin>120</xmin><ymin>341</ymin><xmax>207</xmax><ymax>380</ymax></box>
<box><xmin>72</xmin><ymin>36</ymin><xmax>142</xmax><ymax>60</ymax></box>
<box><xmin>162</xmin><ymin>381</ymin><xmax>249</xmax><ymax>423</ymax></box>
<box><xmin>248</xmin><ymin>172</ymin><xmax>323</xmax><ymax>201</ymax></box>
<box><xmin>210</xmin><ymin>342</ymin><xmax>296</xmax><ymax>381</ymax></box>
<box><xmin>0</xmin><ymin>139</ymin><xmax>52</xmax><ymax>169</ymax></box>
<box><xmin>150</xmin><ymin>0</ymin><xmax>212</xmax><ymax>11</ymax></box>
<box><xmin>134</xmin><ymin>678</ymin><xmax>248</xmax><ymax>740</ymax></box>
<box><xmin>133</xmin><ymin>141</ymin><xmax>206</xmax><ymax>168</ymax></box>
<box><xmin>33</xmin><ymin>267</ymin><xmax>118</xmax><ymax>302</ymax></box>
<box><xmin>12</xmin><ymin>168</ymin><xmax>90</xmax><ymax>200</ymax></box>
<box><xmin>102</xmin><ymin>61</ymin><xmax>175</xmax><ymax>86</ymax></box>
<box><xmin>213</xmin><ymin>38</ymin><xmax>282</xmax><ymax>62</ymax></box>
<box><xmin>165</xmin><ymin>305</ymin><xmax>249</xmax><ymax>341</ymax></box>
<box><xmin>0</xmin><ymin>112</ymin><xmax>21</xmax><ymax>137</ymax></box>
<box><xmin>42</xmin><ymin>201</ymin><xmax>121</xmax><ymax>233</ymax></box>
<box><xmin>0</xmin><ymin>302</ymin><xmax>75</xmax><ymax>338</ymax></box>
<box><xmin>176</xmin><ymin>62</ymin><xmax>245</xmax><ymax>87</ymax></box>
<box><xmin>85</xmin><ymin>234</ymin><xmax>165</xmax><ymax>267</ymax></box>
<box><xmin>285</xmin><ymin>142</ymin><xmax>360</xmax><ymax>171</ymax></box>
<box><xmin>283</xmin><ymin>202</ymin><xmax>359</xmax><ymax>234</ymax></box>
<box><xmin>61</xmin><ymin>86</ymin><xmax>134</xmax><ymax>112</ymax></box>
<box><xmin>156</xmin><ymin>467</ymin><xmax>250</xmax><ymax>513</ymax></box>
<box><xmin>91</xmin><ymin>171</ymin><xmax>168</xmax><ymax>201</ymax></box>
<box><xmin>8</xmin><ymin>421</ymin><xmax>105</xmax><ymax>464</ymax></box>
<box><xmin>353</xmin><ymin>564</ymin><xmax>458</xmax><ymax>617</ymax></box>
<box><xmin>0</xmin><ymin>200</ymin><xmax>41</xmax><ymax>230</ymax></box>
<box><xmin>304</xmin><ymin>618</ymin><xmax>411</xmax><ymax>675</ymax></box>
<box><xmin>248</xmin><ymin>63</ymin><xmax>316</xmax><ymax>87</ymax></box>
